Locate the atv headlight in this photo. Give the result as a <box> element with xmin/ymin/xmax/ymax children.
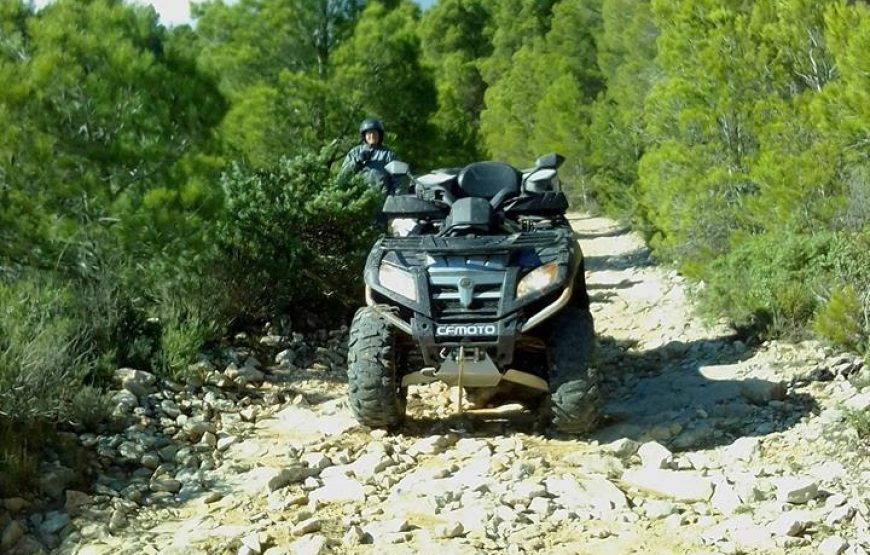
<box><xmin>379</xmin><ymin>262</ymin><xmax>417</xmax><ymax>301</ymax></box>
<box><xmin>516</xmin><ymin>262</ymin><xmax>559</xmax><ymax>299</ymax></box>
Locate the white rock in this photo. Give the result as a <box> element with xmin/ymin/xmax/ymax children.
<box><xmin>300</xmin><ymin>453</ymin><xmax>332</xmax><ymax>471</ymax></box>
<box><xmin>844</xmin><ymin>392</ymin><xmax>870</xmax><ymax>412</ymax></box>
<box><xmin>710</xmin><ymin>478</ymin><xmax>742</xmax><ymax>516</ymax></box>
<box><xmin>342</xmin><ymin>526</ymin><xmax>368</xmax><ymax>546</ymax></box>
<box><xmin>502</xmin><ymin>480</ymin><xmax>546</xmax><ymax>505</ymax></box>
<box><xmin>826</xmin><ymin>505</ymin><xmax>855</xmax><ymax>526</ymax></box>
<box><xmin>545</xmin><ymin>475</ymin><xmax>626</xmax><ymax>514</ymax></box>
<box><xmin>440</xmin><ymin>504</ymin><xmax>490</xmax><ymax>534</ymax></box>
<box><xmin>240</xmin><ymin>466</ymin><xmax>309</xmax><ymax>495</ymax></box>
<box><xmin>622</xmin><ymin>468</ymin><xmax>714</xmax><ymax>503</ymax></box>
<box><xmin>527</xmin><ymin>497</ymin><xmax>554</xmax><ymax>516</ymax></box>
<box><xmin>706</xmin><ymin>515</ymin><xmax>775</xmax><ymax>552</ymax></box>
<box><xmin>362</xmin><ymin>519</ymin><xmax>411</xmax><ymax>543</ymax></box>
<box><xmin>643</xmin><ymin>499</ymin><xmax>676</xmax><ymax>519</ymax></box>
<box><xmin>768</xmin><ymin>510</ymin><xmax>811</xmax><ymax>537</ymax></box>
<box><xmin>818</xmin><ymin>536</ymin><xmax>849</xmax><ymax>555</ymax></box>
<box><xmin>810</xmin><ymin>462</ymin><xmax>848</xmax><ymax>484</ymax></box>
<box><xmin>455</xmin><ymin>438</ymin><xmax>489</xmax><ymax>454</ymax></box>
<box><xmin>350</xmin><ymin>452</ymin><xmax>389</xmax><ymax>479</ymax></box>
<box><xmin>775</xmin><ymin>477</ymin><xmax>819</xmax><ymax>504</ymax></box>
<box><xmin>239</xmin><ymin>533</ymin><xmax>262</xmax><ymax>554</ymax></box>
<box><xmin>638</xmin><ymin>441</ymin><xmax>673</xmax><ymax>469</ymax></box>
<box><xmin>606</xmin><ymin>438</ymin><xmax>641</xmax><ymax>459</ymax></box>
<box><xmin>384</xmin><ymin>490</ymin><xmax>441</xmax><ymax>521</ymax></box>
<box><xmin>217</xmin><ymin>436</ymin><xmax>239</xmax><ymax>451</ymax></box>
<box><xmin>408</xmin><ymin>434</ymin><xmax>457</xmax><ymax>456</ymax></box>
<box><xmin>310</xmin><ymin>476</ymin><xmax>366</xmax><ymax>505</ymax></box>
<box><xmin>433</xmin><ymin>521</ymin><xmax>464</xmax><ymax>539</ymax></box>
<box><xmin>723</xmin><ymin>437</ymin><xmax>760</xmax><ymax>464</ymax></box>
<box><xmin>289</xmin><ymin>534</ymin><xmax>328</xmax><ymax>555</ymax></box>
<box><xmin>292</xmin><ymin>517</ymin><xmax>322</xmax><ymax>535</ymax></box>
<box><xmin>732</xmin><ymin>474</ymin><xmax>770</xmax><ymax>504</ymax></box>
<box><xmin>560</xmin><ymin>452</ymin><xmax>625</xmax><ymax>478</ymax></box>
<box><xmin>239</xmin><ymin>407</ymin><xmax>258</xmax><ymax>422</ymax></box>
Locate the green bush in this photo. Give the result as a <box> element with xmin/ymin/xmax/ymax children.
<box><xmin>212</xmin><ymin>148</ymin><xmax>383</xmax><ymax>326</ymax></box>
<box><xmin>152</xmin><ymin>284</ymin><xmax>222</xmax><ymax>380</ymax></box>
<box><xmin>697</xmin><ymin>231</ymin><xmax>826</xmax><ymax>336</ymax></box>
<box><xmin>0</xmin><ymin>275</ymin><xmax>111</xmax><ymax>496</ymax></box>
<box><xmin>698</xmin><ymin>230</ymin><xmax>870</xmax><ymax>348</ymax></box>
<box><xmin>813</xmin><ymin>232</ymin><xmax>870</xmax><ymax>353</ymax></box>
<box><xmin>0</xmin><ymin>276</ymin><xmax>89</xmax><ymax>422</ymax></box>
<box><xmin>846</xmin><ymin>408</ymin><xmax>870</xmax><ymax>440</ymax></box>
<box><xmin>814</xmin><ymin>284</ymin><xmax>867</xmax><ymax>354</ymax></box>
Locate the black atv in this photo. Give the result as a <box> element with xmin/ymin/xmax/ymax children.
<box><xmin>346</xmin><ymin>153</ymin><xmax>599</xmax><ymax>433</ymax></box>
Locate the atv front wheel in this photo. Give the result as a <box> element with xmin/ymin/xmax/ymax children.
<box><xmin>347</xmin><ymin>306</ymin><xmax>407</xmax><ymax>428</ymax></box>
<box><xmin>546</xmin><ymin>306</ymin><xmax>600</xmax><ymax>433</ymax></box>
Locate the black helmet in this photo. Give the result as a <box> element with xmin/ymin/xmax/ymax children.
<box><xmin>359</xmin><ymin>117</ymin><xmax>385</xmax><ymax>143</ymax></box>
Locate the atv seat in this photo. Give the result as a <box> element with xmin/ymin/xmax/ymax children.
<box><xmin>457</xmin><ymin>162</ymin><xmax>520</xmax><ymax>201</ymax></box>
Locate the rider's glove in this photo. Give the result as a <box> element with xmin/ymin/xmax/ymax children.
<box><xmin>354</xmin><ymin>148</ymin><xmax>372</xmax><ymax>171</ymax></box>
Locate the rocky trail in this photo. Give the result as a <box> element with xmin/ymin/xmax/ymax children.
<box><xmin>2</xmin><ymin>215</ymin><xmax>869</xmax><ymax>555</ymax></box>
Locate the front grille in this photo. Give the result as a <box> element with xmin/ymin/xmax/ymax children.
<box><xmin>428</xmin><ymin>269</ymin><xmax>504</xmax><ymax>320</ymax></box>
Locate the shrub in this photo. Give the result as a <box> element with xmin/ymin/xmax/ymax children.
<box><xmin>812</xmin><ymin>232</ymin><xmax>870</xmax><ymax>353</ymax></box>
<box><xmin>0</xmin><ymin>276</ymin><xmax>88</xmax><ymax>423</ymax></box>
<box><xmin>698</xmin><ymin>229</ymin><xmax>870</xmax><ymax>349</ymax></box>
<box><xmin>813</xmin><ymin>285</ymin><xmax>867</xmax><ymax>354</ymax></box>
<box><xmin>697</xmin><ymin>231</ymin><xmax>829</xmax><ymax>336</ymax></box>
<box><xmin>0</xmin><ymin>275</ymin><xmax>110</xmax><ymax>496</ymax></box>
<box><xmin>846</xmin><ymin>408</ymin><xmax>870</xmax><ymax>440</ymax></box>
<box><xmin>152</xmin><ymin>285</ymin><xmax>222</xmax><ymax>380</ymax></box>
<box><xmin>212</xmin><ymin>148</ymin><xmax>383</xmax><ymax>326</ymax></box>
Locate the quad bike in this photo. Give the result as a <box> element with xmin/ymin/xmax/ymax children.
<box><xmin>346</xmin><ymin>153</ymin><xmax>599</xmax><ymax>433</ymax></box>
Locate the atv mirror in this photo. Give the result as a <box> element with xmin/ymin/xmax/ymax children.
<box><xmin>385</xmin><ymin>161</ymin><xmax>409</xmax><ymax>176</ymax></box>
<box><xmin>534</xmin><ymin>153</ymin><xmax>565</xmax><ymax>170</ymax></box>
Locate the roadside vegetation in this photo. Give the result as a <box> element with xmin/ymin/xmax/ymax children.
<box><xmin>1</xmin><ymin>0</ymin><xmax>867</xmax><ymax>496</ymax></box>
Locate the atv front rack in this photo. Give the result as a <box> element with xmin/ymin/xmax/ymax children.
<box><xmin>377</xmin><ymin>230</ymin><xmax>565</xmax><ymax>255</ymax></box>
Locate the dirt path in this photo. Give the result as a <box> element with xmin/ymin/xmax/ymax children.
<box><xmin>8</xmin><ymin>215</ymin><xmax>867</xmax><ymax>555</ymax></box>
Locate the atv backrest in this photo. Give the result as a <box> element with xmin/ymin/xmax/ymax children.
<box><xmin>457</xmin><ymin>162</ymin><xmax>520</xmax><ymax>200</ymax></box>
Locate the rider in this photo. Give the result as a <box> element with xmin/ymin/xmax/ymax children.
<box><xmin>341</xmin><ymin>117</ymin><xmax>401</xmax><ymax>194</ymax></box>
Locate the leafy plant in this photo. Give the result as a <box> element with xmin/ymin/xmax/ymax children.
<box><xmin>846</xmin><ymin>408</ymin><xmax>870</xmax><ymax>440</ymax></box>
<box><xmin>212</xmin><ymin>147</ymin><xmax>383</xmax><ymax>326</ymax></box>
<box><xmin>814</xmin><ymin>285</ymin><xmax>867</xmax><ymax>354</ymax></box>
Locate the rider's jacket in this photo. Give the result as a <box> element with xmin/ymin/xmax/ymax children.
<box><xmin>341</xmin><ymin>144</ymin><xmax>400</xmax><ymax>194</ymax></box>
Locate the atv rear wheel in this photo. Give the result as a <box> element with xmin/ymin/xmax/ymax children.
<box><xmin>546</xmin><ymin>306</ymin><xmax>600</xmax><ymax>433</ymax></box>
<box><xmin>347</xmin><ymin>306</ymin><xmax>407</xmax><ymax>428</ymax></box>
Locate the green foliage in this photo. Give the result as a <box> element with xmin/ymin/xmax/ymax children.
<box><xmin>814</xmin><ymin>285</ymin><xmax>867</xmax><ymax>354</ymax></box>
<box><xmin>585</xmin><ymin>0</ymin><xmax>658</xmax><ymax>215</ymax></box>
<box><xmin>846</xmin><ymin>408</ymin><xmax>870</xmax><ymax>440</ymax></box>
<box><xmin>331</xmin><ymin>1</ymin><xmax>438</xmax><ymax>168</ymax></box>
<box><xmin>213</xmin><ymin>147</ymin><xmax>383</xmax><ymax>325</ymax></box>
<box><xmin>698</xmin><ymin>230</ymin><xmax>870</xmax><ymax>341</ymax></box>
<box><xmin>0</xmin><ymin>275</ymin><xmax>88</xmax><ymax>423</ymax></box>
<box><xmin>480</xmin><ymin>0</ymin><xmax>604</xmax><ymax>180</ymax></box>
<box><xmin>419</xmin><ymin>0</ymin><xmax>491</xmax><ymax>165</ymax></box>
<box><xmin>698</xmin><ymin>232</ymin><xmax>832</xmax><ymax>336</ymax></box>
<box><xmin>0</xmin><ymin>423</ymin><xmax>42</xmax><ymax>497</ymax></box>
